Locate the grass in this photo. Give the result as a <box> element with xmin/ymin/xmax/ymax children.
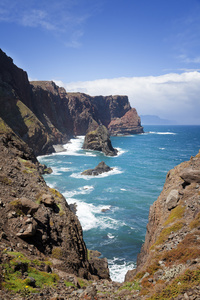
<box><xmin>19</xmin><ymin>158</ymin><xmax>37</xmax><ymax>174</ymax></box>
<box><xmin>164</xmin><ymin>205</ymin><xmax>185</xmax><ymax>226</ymax></box>
<box><xmin>9</xmin><ymin>200</ymin><xmax>24</xmax><ymax>215</ymax></box>
<box><xmin>50</xmin><ymin>188</ymin><xmax>63</xmax><ymax>200</ymax></box>
<box><xmin>2</xmin><ymin>250</ymin><xmax>59</xmax><ymax>294</ymax></box>
<box><xmin>118</xmin><ymin>281</ymin><xmax>141</xmax><ymax>292</ymax></box>
<box><xmin>148</xmin><ymin>267</ymin><xmax>200</xmax><ymax>300</ymax></box>
<box><xmin>0</xmin><ymin>117</ymin><xmax>12</xmax><ymax>134</ymax></box>
<box><xmin>150</xmin><ymin>221</ymin><xmax>184</xmax><ymax>249</ymax></box>
<box><xmin>161</xmin><ymin>231</ymin><xmax>200</xmax><ymax>265</ymax></box>
<box><xmin>189</xmin><ymin>212</ymin><xmax>200</xmax><ymax>229</ymax></box>
<box><xmin>65</xmin><ymin>281</ymin><xmax>76</xmax><ymax>288</ymax></box>
<box><xmin>51</xmin><ymin>247</ymin><xmax>63</xmax><ymax>259</ymax></box>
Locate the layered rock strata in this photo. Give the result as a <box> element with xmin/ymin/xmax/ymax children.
<box><xmin>82</xmin><ymin>125</ymin><xmax>118</xmax><ymax>156</ymax></box>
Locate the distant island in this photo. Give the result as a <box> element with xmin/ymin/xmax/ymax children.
<box><xmin>140</xmin><ymin>114</ymin><xmax>176</xmax><ymax>125</ymax></box>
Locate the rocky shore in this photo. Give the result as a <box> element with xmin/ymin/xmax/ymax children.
<box><xmin>0</xmin><ymin>48</ymin><xmax>200</xmax><ymax>299</ymax></box>
<box><xmin>0</xmin><ymin>49</ymin><xmax>143</xmax><ymax>157</ymax></box>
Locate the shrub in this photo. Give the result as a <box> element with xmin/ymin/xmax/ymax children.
<box><xmin>151</xmin><ymin>221</ymin><xmax>184</xmax><ymax>249</ymax></box>
<box><xmin>164</xmin><ymin>205</ymin><xmax>185</xmax><ymax>226</ymax></box>
<box><xmin>51</xmin><ymin>247</ymin><xmax>63</xmax><ymax>259</ymax></box>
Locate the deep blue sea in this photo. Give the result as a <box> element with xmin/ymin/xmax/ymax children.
<box><xmin>38</xmin><ymin>125</ymin><xmax>200</xmax><ymax>282</ymax></box>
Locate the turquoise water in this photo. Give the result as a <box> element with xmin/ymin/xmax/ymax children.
<box><xmin>38</xmin><ymin>125</ymin><xmax>200</xmax><ymax>282</ymax></box>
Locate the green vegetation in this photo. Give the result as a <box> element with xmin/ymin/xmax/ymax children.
<box><xmin>146</xmin><ymin>262</ymin><xmax>161</xmax><ymax>275</ymax></box>
<box><xmin>64</xmin><ymin>281</ymin><xmax>76</xmax><ymax>288</ymax></box>
<box><xmin>0</xmin><ymin>117</ymin><xmax>12</xmax><ymax>134</ymax></box>
<box><xmin>50</xmin><ymin>188</ymin><xmax>63</xmax><ymax>200</ymax></box>
<box><xmin>19</xmin><ymin>158</ymin><xmax>37</xmax><ymax>174</ymax></box>
<box><xmin>150</xmin><ymin>221</ymin><xmax>184</xmax><ymax>249</ymax></box>
<box><xmin>148</xmin><ymin>268</ymin><xmax>200</xmax><ymax>300</ymax></box>
<box><xmin>77</xmin><ymin>278</ymin><xmax>92</xmax><ymax>288</ymax></box>
<box><xmin>16</xmin><ymin>100</ymin><xmax>40</xmax><ymax>132</ymax></box>
<box><xmin>118</xmin><ymin>281</ymin><xmax>141</xmax><ymax>292</ymax></box>
<box><xmin>189</xmin><ymin>212</ymin><xmax>200</xmax><ymax>229</ymax></box>
<box><xmin>0</xmin><ymin>175</ymin><xmax>12</xmax><ymax>185</ymax></box>
<box><xmin>51</xmin><ymin>247</ymin><xmax>63</xmax><ymax>259</ymax></box>
<box><xmin>135</xmin><ymin>271</ymin><xmax>146</xmax><ymax>280</ymax></box>
<box><xmin>162</xmin><ymin>232</ymin><xmax>200</xmax><ymax>265</ymax></box>
<box><xmin>9</xmin><ymin>199</ymin><xmax>24</xmax><ymax>215</ymax></box>
<box><xmin>2</xmin><ymin>250</ymin><xmax>59</xmax><ymax>294</ymax></box>
<box><xmin>164</xmin><ymin>205</ymin><xmax>185</xmax><ymax>226</ymax></box>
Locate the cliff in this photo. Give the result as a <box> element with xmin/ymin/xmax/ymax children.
<box><xmin>0</xmin><ymin>49</ymin><xmax>143</xmax><ymax>156</ymax></box>
<box><xmin>126</xmin><ymin>151</ymin><xmax>200</xmax><ymax>299</ymax></box>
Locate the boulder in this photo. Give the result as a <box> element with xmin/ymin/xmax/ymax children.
<box><xmin>166</xmin><ymin>189</ymin><xmax>179</xmax><ymax>210</ymax></box>
<box><xmin>16</xmin><ymin>219</ymin><xmax>37</xmax><ymax>238</ymax></box>
<box><xmin>40</xmin><ymin>193</ymin><xmax>55</xmax><ymax>206</ymax></box>
<box><xmin>82</xmin><ymin>125</ymin><xmax>118</xmax><ymax>156</ymax></box>
<box><xmin>13</xmin><ymin>197</ymin><xmax>39</xmax><ymax>216</ymax></box>
<box><xmin>81</xmin><ymin>161</ymin><xmax>113</xmax><ymax>176</ymax></box>
<box><xmin>180</xmin><ymin>168</ymin><xmax>200</xmax><ymax>184</ymax></box>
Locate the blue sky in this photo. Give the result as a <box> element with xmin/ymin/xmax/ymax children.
<box><xmin>1</xmin><ymin>0</ymin><xmax>200</xmax><ymax>124</ymax></box>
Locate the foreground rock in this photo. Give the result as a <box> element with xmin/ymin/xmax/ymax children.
<box><xmin>81</xmin><ymin>161</ymin><xmax>113</xmax><ymax>176</ymax></box>
<box><xmin>0</xmin><ymin>128</ymin><xmax>110</xmax><ymax>282</ymax></box>
<box><xmin>126</xmin><ymin>150</ymin><xmax>200</xmax><ymax>299</ymax></box>
<box><xmin>82</xmin><ymin>125</ymin><xmax>118</xmax><ymax>156</ymax></box>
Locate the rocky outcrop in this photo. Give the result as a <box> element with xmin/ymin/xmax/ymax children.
<box><xmin>0</xmin><ymin>128</ymin><xmax>110</xmax><ymax>281</ymax></box>
<box><xmin>82</xmin><ymin>125</ymin><xmax>118</xmax><ymax>156</ymax></box>
<box><xmin>108</xmin><ymin>108</ymin><xmax>143</xmax><ymax>135</ymax></box>
<box><xmin>0</xmin><ymin>49</ymin><xmax>143</xmax><ymax>156</ymax></box>
<box><xmin>126</xmin><ymin>151</ymin><xmax>200</xmax><ymax>298</ymax></box>
<box><xmin>81</xmin><ymin>161</ymin><xmax>113</xmax><ymax>176</ymax></box>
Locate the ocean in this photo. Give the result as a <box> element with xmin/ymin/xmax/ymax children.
<box><xmin>38</xmin><ymin>125</ymin><xmax>200</xmax><ymax>282</ymax></box>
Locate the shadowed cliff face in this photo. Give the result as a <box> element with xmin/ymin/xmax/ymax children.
<box><xmin>0</xmin><ymin>49</ymin><xmax>143</xmax><ymax>156</ymax></box>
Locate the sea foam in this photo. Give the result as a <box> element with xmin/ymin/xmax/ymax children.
<box><xmin>108</xmin><ymin>257</ymin><xmax>136</xmax><ymax>282</ymax></box>
<box><xmin>70</xmin><ymin>167</ymin><xmax>123</xmax><ymax>180</ymax></box>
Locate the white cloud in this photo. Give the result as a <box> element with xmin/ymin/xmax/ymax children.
<box><xmin>55</xmin><ymin>72</ymin><xmax>200</xmax><ymax>125</ymax></box>
<box><xmin>0</xmin><ymin>0</ymin><xmax>98</xmax><ymax>47</ymax></box>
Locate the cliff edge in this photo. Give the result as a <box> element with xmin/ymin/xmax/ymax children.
<box><xmin>0</xmin><ymin>49</ymin><xmax>143</xmax><ymax>156</ymax></box>
<box><xmin>126</xmin><ymin>151</ymin><xmax>200</xmax><ymax>299</ymax></box>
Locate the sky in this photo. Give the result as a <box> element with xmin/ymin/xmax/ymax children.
<box><xmin>1</xmin><ymin>0</ymin><xmax>200</xmax><ymax>124</ymax></box>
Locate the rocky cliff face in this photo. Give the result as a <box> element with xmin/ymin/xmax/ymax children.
<box><xmin>82</xmin><ymin>125</ymin><xmax>118</xmax><ymax>156</ymax></box>
<box><xmin>0</xmin><ymin>49</ymin><xmax>143</xmax><ymax>156</ymax></box>
<box><xmin>0</xmin><ymin>125</ymin><xmax>110</xmax><ymax>282</ymax></box>
<box><xmin>126</xmin><ymin>151</ymin><xmax>200</xmax><ymax>299</ymax></box>
<box><xmin>108</xmin><ymin>108</ymin><xmax>143</xmax><ymax>135</ymax></box>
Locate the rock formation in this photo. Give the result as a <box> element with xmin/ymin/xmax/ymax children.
<box><xmin>82</xmin><ymin>125</ymin><xmax>118</xmax><ymax>156</ymax></box>
<box><xmin>0</xmin><ymin>128</ymin><xmax>111</xmax><ymax>280</ymax></box>
<box><xmin>0</xmin><ymin>49</ymin><xmax>143</xmax><ymax>156</ymax></box>
<box><xmin>108</xmin><ymin>108</ymin><xmax>143</xmax><ymax>135</ymax></box>
<box><xmin>125</xmin><ymin>151</ymin><xmax>200</xmax><ymax>299</ymax></box>
<box><xmin>81</xmin><ymin>161</ymin><xmax>113</xmax><ymax>176</ymax></box>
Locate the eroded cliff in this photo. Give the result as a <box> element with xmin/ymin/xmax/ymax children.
<box><xmin>0</xmin><ymin>49</ymin><xmax>143</xmax><ymax>156</ymax></box>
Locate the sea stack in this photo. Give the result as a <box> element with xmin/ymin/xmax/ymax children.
<box><xmin>82</xmin><ymin>125</ymin><xmax>118</xmax><ymax>156</ymax></box>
